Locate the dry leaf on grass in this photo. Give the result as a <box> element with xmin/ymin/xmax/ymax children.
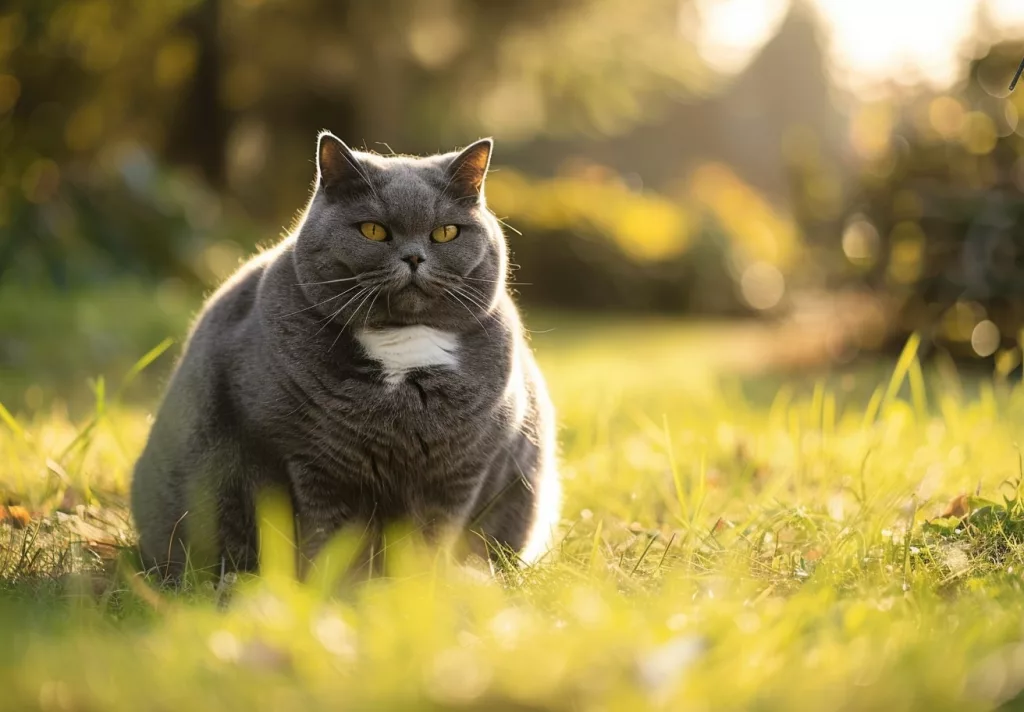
<box><xmin>940</xmin><ymin>494</ymin><xmax>970</xmax><ymax>519</ymax></box>
<box><xmin>0</xmin><ymin>505</ymin><xmax>32</xmax><ymax>528</ymax></box>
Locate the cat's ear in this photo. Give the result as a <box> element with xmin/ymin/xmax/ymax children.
<box><xmin>316</xmin><ymin>131</ymin><xmax>365</xmax><ymax>199</ymax></box>
<box><xmin>445</xmin><ymin>138</ymin><xmax>493</xmax><ymax>201</ymax></box>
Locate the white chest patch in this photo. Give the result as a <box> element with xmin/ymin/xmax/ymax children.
<box><xmin>355</xmin><ymin>326</ymin><xmax>460</xmax><ymax>385</ymax></box>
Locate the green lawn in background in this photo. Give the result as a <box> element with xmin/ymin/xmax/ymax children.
<box><xmin>3</xmin><ymin>286</ymin><xmax>1024</xmax><ymax>711</ymax></box>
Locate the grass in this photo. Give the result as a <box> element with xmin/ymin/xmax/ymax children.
<box><xmin>5</xmin><ymin>290</ymin><xmax>1024</xmax><ymax>710</ymax></box>
<box><xmin>0</xmin><ymin>279</ymin><xmax>197</xmax><ymax>412</ymax></box>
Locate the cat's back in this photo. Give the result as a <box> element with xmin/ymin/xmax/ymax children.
<box><xmin>187</xmin><ymin>241</ymin><xmax>289</xmax><ymax>353</ymax></box>
<box><xmin>136</xmin><ymin>241</ymin><xmax>287</xmax><ymax>466</ymax></box>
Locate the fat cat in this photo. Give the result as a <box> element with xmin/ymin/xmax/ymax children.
<box><xmin>130</xmin><ymin>134</ymin><xmax>561</xmax><ymax>579</ymax></box>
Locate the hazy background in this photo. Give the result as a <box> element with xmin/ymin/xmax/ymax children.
<box><xmin>3</xmin><ymin>0</ymin><xmax>1024</xmax><ymax>409</ymax></box>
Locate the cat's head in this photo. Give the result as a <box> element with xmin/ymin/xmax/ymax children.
<box><xmin>293</xmin><ymin>132</ymin><xmax>507</xmax><ymax>331</ymax></box>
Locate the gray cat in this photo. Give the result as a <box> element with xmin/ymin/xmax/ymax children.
<box><xmin>130</xmin><ymin>133</ymin><xmax>561</xmax><ymax>580</ymax></box>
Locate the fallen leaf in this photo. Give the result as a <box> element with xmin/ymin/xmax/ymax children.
<box><xmin>940</xmin><ymin>494</ymin><xmax>970</xmax><ymax>519</ymax></box>
<box><xmin>0</xmin><ymin>505</ymin><xmax>32</xmax><ymax>528</ymax></box>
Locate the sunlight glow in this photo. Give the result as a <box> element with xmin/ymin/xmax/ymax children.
<box><xmin>690</xmin><ymin>0</ymin><xmax>1024</xmax><ymax>92</ymax></box>
<box><xmin>813</xmin><ymin>0</ymin><xmax>977</xmax><ymax>91</ymax></box>
<box><xmin>690</xmin><ymin>0</ymin><xmax>790</xmax><ymax>74</ymax></box>
<box><xmin>987</xmin><ymin>0</ymin><xmax>1024</xmax><ymax>34</ymax></box>
<box><xmin>812</xmin><ymin>0</ymin><xmax>1024</xmax><ymax>92</ymax></box>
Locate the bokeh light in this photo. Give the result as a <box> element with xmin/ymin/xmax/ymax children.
<box><xmin>971</xmin><ymin>319</ymin><xmax>1001</xmax><ymax>357</ymax></box>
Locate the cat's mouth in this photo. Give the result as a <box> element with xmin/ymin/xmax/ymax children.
<box><xmin>392</xmin><ymin>273</ymin><xmax>439</xmax><ymax>297</ymax></box>
<box><xmin>375</xmin><ymin>275</ymin><xmax>439</xmax><ymax>317</ymax></box>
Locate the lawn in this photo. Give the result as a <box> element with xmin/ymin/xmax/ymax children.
<box><xmin>3</xmin><ymin>289</ymin><xmax>1024</xmax><ymax>711</ymax></box>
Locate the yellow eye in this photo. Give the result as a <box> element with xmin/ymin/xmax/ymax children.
<box><xmin>431</xmin><ymin>225</ymin><xmax>459</xmax><ymax>243</ymax></box>
<box><xmin>359</xmin><ymin>222</ymin><xmax>388</xmax><ymax>241</ymax></box>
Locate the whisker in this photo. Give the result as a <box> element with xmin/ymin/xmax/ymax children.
<box><xmin>455</xmin><ymin>283</ymin><xmax>494</xmax><ymax>303</ymax></box>
<box><xmin>295</xmin><ymin>268</ymin><xmax>390</xmax><ymax>288</ymax></box>
<box><xmin>362</xmin><ymin>287</ymin><xmax>383</xmax><ymax>329</ymax></box>
<box><xmin>464</xmin><ymin>276</ymin><xmax>532</xmax><ymax>286</ymax></box>
<box><xmin>280</xmin><ymin>283</ymin><xmax>362</xmax><ymax>318</ymax></box>
<box><xmin>445</xmin><ymin>289</ymin><xmax>490</xmax><ymax>340</ymax></box>
<box><xmin>434</xmin><ymin>269</ymin><xmax>530</xmax><ymax>287</ymax></box>
<box><xmin>452</xmin><ymin>285</ymin><xmax>493</xmax><ymax>314</ymax></box>
<box><xmin>451</xmin><ymin>282</ymin><xmax>488</xmax><ymax>305</ymax></box>
<box><xmin>429</xmin><ymin>274</ymin><xmax>496</xmax><ymax>307</ymax></box>
<box><xmin>294</xmin><ymin>276</ymin><xmax>362</xmax><ymax>287</ymax></box>
<box><xmin>330</xmin><ymin>287</ymin><xmax>378</xmax><ymax>352</ymax></box>
<box><xmin>313</xmin><ymin>287</ymin><xmax>368</xmax><ymax>338</ymax></box>
<box><xmin>495</xmin><ymin>216</ymin><xmax>522</xmax><ymax>236</ymax></box>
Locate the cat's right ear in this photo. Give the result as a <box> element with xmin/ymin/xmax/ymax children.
<box><xmin>316</xmin><ymin>131</ymin><xmax>364</xmax><ymax>200</ymax></box>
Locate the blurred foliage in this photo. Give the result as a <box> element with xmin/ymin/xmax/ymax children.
<box><xmin>0</xmin><ymin>0</ymin><xmax>722</xmax><ymax>292</ymax></box>
<box><xmin>0</xmin><ymin>281</ymin><xmax>198</xmax><ymax>411</ymax></box>
<box><xmin>491</xmin><ymin>162</ymin><xmax>799</xmax><ymax>313</ymax></box>
<box><xmin>794</xmin><ymin>42</ymin><xmax>1024</xmax><ymax>363</ymax></box>
<box><xmin>6</xmin><ymin>0</ymin><xmax>1024</xmax><ymax>363</ymax></box>
<box><xmin>0</xmin><ymin>0</ymin><xmax>250</xmax><ymax>287</ymax></box>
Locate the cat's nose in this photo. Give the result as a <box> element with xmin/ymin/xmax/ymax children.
<box><xmin>401</xmin><ymin>253</ymin><xmax>425</xmax><ymax>271</ymax></box>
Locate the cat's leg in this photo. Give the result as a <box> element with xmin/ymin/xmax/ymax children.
<box><xmin>470</xmin><ymin>446</ymin><xmax>562</xmax><ymax>567</ymax></box>
<box><xmin>214</xmin><ymin>471</ymin><xmax>261</xmax><ymax>574</ymax></box>
<box><xmin>136</xmin><ymin>441</ymin><xmax>283</xmax><ymax>584</ymax></box>
<box><xmin>190</xmin><ymin>435</ymin><xmax>294</xmax><ymax>578</ymax></box>
<box><xmin>133</xmin><ymin>469</ymin><xmax>191</xmax><ymax>584</ymax></box>
<box><xmin>287</xmin><ymin>465</ymin><xmax>359</xmax><ymax>576</ymax></box>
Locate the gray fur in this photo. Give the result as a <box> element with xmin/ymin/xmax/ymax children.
<box><xmin>130</xmin><ymin>134</ymin><xmax>561</xmax><ymax>580</ymax></box>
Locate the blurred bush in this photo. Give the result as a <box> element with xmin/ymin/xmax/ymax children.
<box><xmin>0</xmin><ymin>280</ymin><xmax>199</xmax><ymax>411</ymax></box>
<box><xmin>0</xmin><ymin>145</ymin><xmax>255</xmax><ymax>288</ymax></box>
<box><xmin>0</xmin><ymin>0</ymin><xmax>717</xmax><ymax>291</ymax></box>
<box><xmin>795</xmin><ymin>42</ymin><xmax>1024</xmax><ymax>363</ymax></box>
<box><xmin>5</xmin><ymin>0</ymin><xmax>1024</xmax><ymax>371</ymax></box>
<box><xmin>0</xmin><ymin>0</ymin><xmax>819</xmax><ymax>320</ymax></box>
<box><xmin>491</xmin><ymin>161</ymin><xmax>799</xmax><ymax>314</ymax></box>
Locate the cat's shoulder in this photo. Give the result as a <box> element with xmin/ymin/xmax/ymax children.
<box><xmin>192</xmin><ymin>239</ymin><xmax>292</xmax><ymax>336</ymax></box>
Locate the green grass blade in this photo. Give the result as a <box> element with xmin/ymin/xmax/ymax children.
<box><xmin>882</xmin><ymin>332</ymin><xmax>921</xmax><ymax>410</ymax></box>
<box><xmin>589</xmin><ymin>519</ymin><xmax>604</xmax><ymax>577</ymax></box>
<box><xmin>908</xmin><ymin>356</ymin><xmax>928</xmax><ymax>419</ymax></box>
<box><xmin>115</xmin><ymin>338</ymin><xmax>175</xmax><ymax>400</ymax></box>
<box><xmin>0</xmin><ymin>401</ymin><xmax>28</xmax><ymax>441</ymax></box>
<box><xmin>861</xmin><ymin>386</ymin><xmax>884</xmax><ymax>430</ymax></box>
<box><xmin>255</xmin><ymin>488</ymin><xmax>298</xmax><ymax>583</ymax></box>
<box><xmin>663</xmin><ymin>414</ymin><xmax>687</xmax><ymax>523</ymax></box>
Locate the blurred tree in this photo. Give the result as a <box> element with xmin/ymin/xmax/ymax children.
<box><xmin>217</xmin><ymin>0</ymin><xmax>712</xmax><ymax>221</ymax></box>
<box><xmin>0</xmin><ymin>0</ymin><xmax>210</xmax><ymax>285</ymax></box>
<box><xmin>810</xmin><ymin>42</ymin><xmax>1024</xmax><ymax>363</ymax></box>
<box><xmin>166</xmin><ymin>0</ymin><xmax>228</xmax><ymax>189</ymax></box>
<box><xmin>1</xmin><ymin>0</ymin><xmax>717</xmax><ymax>287</ymax></box>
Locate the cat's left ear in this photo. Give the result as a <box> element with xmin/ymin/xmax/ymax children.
<box><xmin>445</xmin><ymin>138</ymin><xmax>493</xmax><ymax>201</ymax></box>
<box><xmin>317</xmin><ymin>131</ymin><xmax>366</xmax><ymax>199</ymax></box>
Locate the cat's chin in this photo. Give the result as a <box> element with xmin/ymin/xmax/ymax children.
<box><xmin>375</xmin><ymin>285</ymin><xmax>434</xmax><ymax>319</ymax></box>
